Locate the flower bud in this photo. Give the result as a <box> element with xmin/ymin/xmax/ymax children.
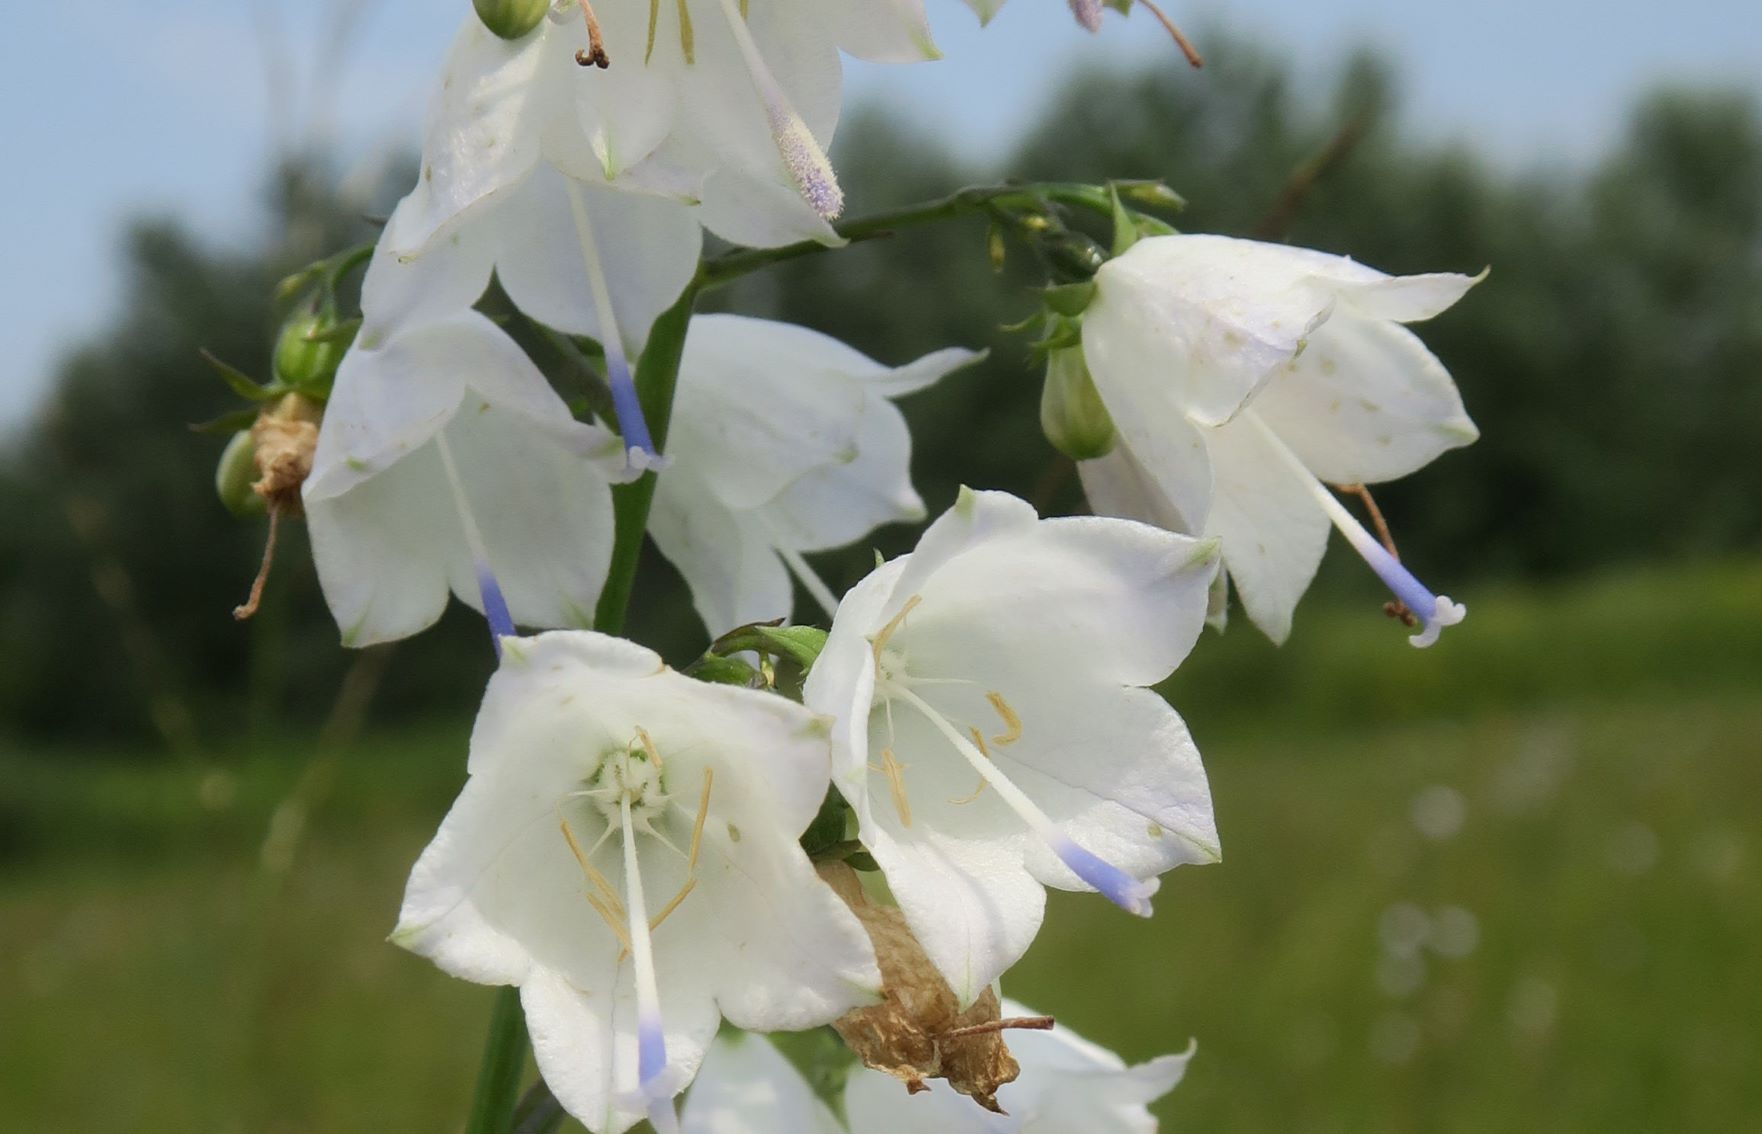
<box><xmin>473</xmin><ymin>0</ymin><xmax>550</xmax><ymax>40</ymax></box>
<box><xmin>215</xmin><ymin>430</ymin><xmax>267</xmax><ymax>518</ymax></box>
<box><xmin>1039</xmin><ymin>346</ymin><xmax>1116</xmax><ymax>460</ymax></box>
<box><xmin>272</xmin><ymin>313</ymin><xmax>348</xmax><ymax>395</ymax></box>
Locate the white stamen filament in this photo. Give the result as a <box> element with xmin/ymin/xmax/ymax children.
<box><xmin>1244</xmin><ymin>411</ymin><xmax>1465</xmax><ymax>647</ymax></box>
<box><xmin>891</xmin><ymin>685</ymin><xmax>1067</xmax><ymax>850</ymax></box>
<box><xmin>778</xmin><ymin>545</ymin><xmax>840</xmax><ymax>620</ymax></box>
<box><xmin>707</xmin><ymin>0</ymin><xmax>844</xmax><ymax>219</ymax></box>
<box><xmin>433</xmin><ymin>430</ymin><xmax>493</xmax><ymax>572</ymax></box>
<box><xmin>563</xmin><ymin>179</ymin><xmax>663</xmax><ymax>469</ymax></box>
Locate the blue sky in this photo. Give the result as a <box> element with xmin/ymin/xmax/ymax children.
<box><xmin>3</xmin><ymin>0</ymin><xmax>1759</xmax><ymax>428</ymax></box>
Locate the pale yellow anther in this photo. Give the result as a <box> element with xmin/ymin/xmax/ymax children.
<box><xmin>986</xmin><ymin>691</ymin><xmax>1023</xmax><ymax>747</ymax></box>
<box><xmin>560</xmin><ymin>818</ymin><xmax>627</xmax><ymax>920</ymax></box>
<box><xmin>648</xmin><ymin>876</ymin><xmax>697</xmax><ymax>933</ymax></box>
<box><xmin>948</xmin><ymin>727</ymin><xmax>991</xmax><ymax>805</ymax></box>
<box><xmin>870</xmin><ymin>594</ymin><xmax>924</xmax><ymax>669</ymax></box>
<box><xmin>878</xmin><ymin>747</ymin><xmax>912</xmax><ymax>828</ymax></box>
<box><xmin>687</xmin><ymin>768</ymin><xmax>712</xmax><ymax>871</ymax></box>
<box><xmin>634</xmin><ymin>725</ymin><xmax>664</xmax><ymax>771</ymax></box>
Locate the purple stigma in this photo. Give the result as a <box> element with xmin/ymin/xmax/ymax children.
<box><xmin>1053</xmin><ymin>836</ymin><xmax>1157</xmax><ymax>917</ymax></box>
<box><xmin>476</xmin><ymin>561</ymin><xmax>515</xmax><ymax>654</ymax></box>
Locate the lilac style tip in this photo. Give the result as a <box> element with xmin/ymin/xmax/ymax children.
<box><xmin>476</xmin><ymin>561</ymin><xmax>516</xmax><ymax>652</ymax></box>
<box><xmin>1054</xmin><ymin>836</ymin><xmax>1158</xmax><ymax>917</ymax></box>
<box><xmin>1349</xmin><ymin>534</ymin><xmax>1466</xmax><ymax>649</ymax></box>
<box><xmin>637</xmin><ymin>1013</ymin><xmax>667</xmax><ymax>1087</ymax></box>
<box><xmin>606</xmin><ymin>355</ymin><xmax>661</xmax><ymax>468</ymax></box>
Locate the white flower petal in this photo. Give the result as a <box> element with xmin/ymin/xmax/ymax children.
<box><xmin>844</xmin><ymin>999</ymin><xmax>1194</xmax><ymax>1134</ymax></box>
<box><xmin>667</xmin><ymin>816</ymin><xmax>882</xmax><ymax>1030</ymax></box>
<box><xmin>863</xmin><ymin>790</ymin><xmax>1047</xmax><ymax>1006</ymax></box>
<box><xmin>492</xmin><ymin>168</ymin><xmax>702</xmax><ymax>356</ymax></box>
<box><xmin>647</xmin><ymin>467</ymin><xmax>796</xmax><ymax>637</ymax></box>
<box><xmin>1329</xmin><ymin>269</ymin><xmax>1484</xmax><ymax>323</ymax></box>
<box><xmin>813</xmin><ymin>0</ymin><xmax>941</xmax><ymax>62</ymax></box>
<box><xmin>1251</xmin><ymin>315</ymin><xmax>1479</xmax><ymax>484</ymax></box>
<box><xmin>1201</xmin><ymin>411</ymin><xmax>1332</xmax><ymax>644</ymax></box>
<box><xmin>669</xmin><ymin>316</ymin><xmax>872</xmax><ymax>511</ymax></box>
<box><xmin>682</xmin><ymin>1032</ymin><xmax>844</xmax><ymax>1134</ymax></box>
<box><xmin>387</xmin><ymin>15</ymin><xmax>558</xmax><ymax>258</ymax></box>
<box><xmin>899</xmin><ymin>510</ymin><xmax>1220</xmax><ymax>689</ymax></box>
<box><xmin>1088</xmin><ymin>235</ymin><xmax>1343</xmax><ymax>427</ymax></box>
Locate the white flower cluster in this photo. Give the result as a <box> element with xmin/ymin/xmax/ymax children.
<box><xmin>265</xmin><ymin>4</ymin><xmax>1485</xmax><ymax>1132</ymax></box>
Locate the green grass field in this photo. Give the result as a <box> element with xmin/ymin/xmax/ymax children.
<box><xmin>3</xmin><ymin>563</ymin><xmax>1759</xmax><ymax>1132</ymax></box>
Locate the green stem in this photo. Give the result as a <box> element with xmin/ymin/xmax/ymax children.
<box><xmin>464</xmin><ymin>986</ymin><xmax>528</xmax><ymax>1134</ymax></box>
<box><xmin>460</xmin><ymin>286</ymin><xmax>697</xmax><ymax>1134</ymax></box>
<box><xmin>696</xmin><ymin>180</ymin><xmax>1165</xmax><ymax>289</ymax></box>
<box><xmin>594</xmin><ymin>286</ymin><xmax>697</xmax><ymax>636</ymax></box>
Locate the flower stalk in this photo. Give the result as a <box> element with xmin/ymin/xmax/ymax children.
<box><xmin>460</xmin><ymin>286</ymin><xmax>697</xmax><ymax>1134</ymax></box>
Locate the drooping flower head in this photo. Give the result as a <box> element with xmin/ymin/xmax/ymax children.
<box><xmin>803</xmin><ymin>489</ymin><xmax>1220</xmax><ymax>1003</ymax></box>
<box><xmin>1078</xmin><ymin>234</ymin><xmax>1483</xmax><ymax>645</ymax></box>
<box><xmin>648</xmin><ymin>314</ymin><xmax>978</xmax><ymax>636</ymax></box>
<box><xmin>303</xmin><ymin>304</ymin><xmax>628</xmax><ymax>647</ymax></box>
<box><xmin>393</xmin><ymin>631</ymin><xmax>880</xmax><ymax>1132</ymax></box>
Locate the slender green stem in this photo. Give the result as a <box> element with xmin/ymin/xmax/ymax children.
<box><xmin>594</xmin><ymin>286</ymin><xmax>697</xmax><ymax>635</ymax></box>
<box><xmin>461</xmin><ymin>286</ymin><xmax>696</xmax><ymax>1134</ymax></box>
<box><xmin>696</xmin><ymin>180</ymin><xmax>1168</xmax><ymax>289</ymax></box>
<box><xmin>464</xmin><ymin>986</ymin><xmax>529</xmax><ymax>1134</ymax></box>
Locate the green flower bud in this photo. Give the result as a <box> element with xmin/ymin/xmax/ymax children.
<box><xmin>1040</xmin><ymin>346</ymin><xmax>1116</xmax><ymax>461</ymax></box>
<box><xmin>473</xmin><ymin>0</ymin><xmax>550</xmax><ymax>40</ymax></box>
<box><xmin>272</xmin><ymin>313</ymin><xmax>348</xmax><ymax>395</ymax></box>
<box><xmin>216</xmin><ymin>430</ymin><xmax>267</xmax><ymax>518</ymax></box>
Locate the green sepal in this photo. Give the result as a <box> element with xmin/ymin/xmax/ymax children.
<box><xmin>1041</xmin><ymin>280</ymin><xmax>1098</xmax><ymax>318</ymax></box>
<box><xmin>188</xmin><ymin>407</ymin><xmax>263</xmax><ymax>437</ymax></box>
<box><xmin>1028</xmin><ymin>317</ymin><xmax>1084</xmax><ymax>356</ymax></box>
<box><xmin>1040</xmin><ymin>345</ymin><xmax>1117</xmax><ymax>460</ymax></box>
<box><xmin>200</xmin><ymin>348</ymin><xmax>279</xmax><ymax>403</ymax></box>
<box><xmin>1134</xmin><ymin>213</ymin><xmax>1180</xmax><ymax>239</ymax></box>
<box><xmin>1109</xmin><ymin>183</ymin><xmax>1140</xmax><ymax>257</ymax></box>
<box><xmin>800</xmin><ymin>787</ymin><xmax>852</xmax><ymax>859</ymax></box>
<box><xmin>710</xmin><ymin>623</ymin><xmax>830</xmax><ymax>673</ymax></box>
<box><xmin>685</xmin><ymin>654</ymin><xmax>760</xmax><ymax>687</ymax></box>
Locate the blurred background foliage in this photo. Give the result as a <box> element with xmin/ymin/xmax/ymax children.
<box><xmin>3</xmin><ymin>40</ymin><xmax>1760</xmax><ymax>746</ymax></box>
<box><xmin>2</xmin><ymin>32</ymin><xmax>1760</xmax><ymax>1134</ymax></box>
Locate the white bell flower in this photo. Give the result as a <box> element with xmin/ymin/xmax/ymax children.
<box><xmin>844</xmin><ymin>998</ymin><xmax>1194</xmax><ymax>1133</ymax></box>
<box><xmin>648</xmin><ymin>314</ymin><xmax>978</xmax><ymax>636</ymax></box>
<box><xmin>393</xmin><ymin>631</ymin><xmax>881</xmax><ymax>1134</ymax></box>
<box><xmin>397</xmin><ymin>2</ymin><xmax>939</xmax><ymax>260</ymax></box>
<box><xmin>802</xmin><ymin>489</ymin><xmax>1220</xmax><ymax>1004</ymax></box>
<box><xmin>1078</xmin><ymin>233</ymin><xmax>1483</xmax><ymax>646</ymax></box>
<box><xmin>680</xmin><ymin>1002</ymin><xmax>1193</xmax><ymax>1134</ymax></box>
<box><xmin>375</xmin><ymin>3</ymin><xmax>934</xmax><ymax>466</ymax></box>
<box><xmin>303</xmin><ymin>305</ymin><xmax>628</xmax><ymax>647</ymax></box>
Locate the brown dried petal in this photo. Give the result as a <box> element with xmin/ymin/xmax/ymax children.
<box><xmin>820</xmin><ymin>862</ymin><xmax>1019</xmax><ymax>1112</ymax></box>
<box><xmin>250</xmin><ymin>393</ymin><xmax>322</xmax><ymax>515</ymax></box>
